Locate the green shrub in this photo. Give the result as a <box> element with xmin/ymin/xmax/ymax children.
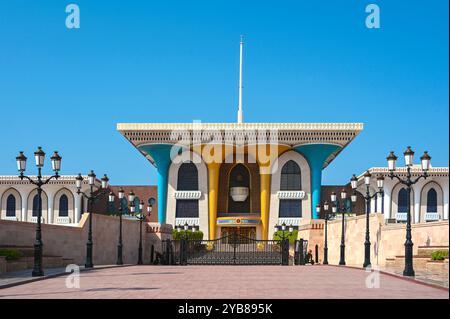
<box><xmin>172</xmin><ymin>229</ymin><xmax>204</xmax><ymax>241</ymax></box>
<box><xmin>0</xmin><ymin>248</ymin><xmax>23</xmax><ymax>261</ymax></box>
<box><xmin>431</xmin><ymin>250</ymin><xmax>449</xmax><ymax>261</ymax></box>
<box><xmin>273</xmin><ymin>229</ymin><xmax>298</xmax><ymax>244</ymax></box>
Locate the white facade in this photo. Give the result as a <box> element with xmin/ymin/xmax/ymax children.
<box><xmin>355</xmin><ymin>166</ymin><xmax>449</xmax><ymax>223</ymax></box>
<box><xmin>0</xmin><ymin>175</ymin><xmax>99</xmax><ymax>225</ymax></box>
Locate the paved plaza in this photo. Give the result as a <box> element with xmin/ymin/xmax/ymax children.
<box><xmin>0</xmin><ymin>265</ymin><xmax>448</xmax><ymax>299</ymax></box>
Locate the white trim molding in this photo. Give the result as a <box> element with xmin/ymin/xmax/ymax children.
<box><xmin>174</xmin><ymin>191</ymin><xmax>202</xmax><ymax>200</ymax></box>
<box><xmin>278</xmin><ymin>217</ymin><xmax>302</xmax><ymax>226</ymax></box>
<box><xmin>175</xmin><ymin>218</ymin><xmax>200</xmax><ymax>226</ymax></box>
<box><xmin>277</xmin><ymin>191</ymin><xmax>306</xmax><ymax>200</ymax></box>
<box><xmin>30</xmin><ymin>216</ymin><xmax>44</xmax><ymax>223</ymax></box>
<box><xmin>56</xmin><ymin>216</ymin><xmax>71</xmax><ymax>224</ymax></box>
<box><xmin>424</xmin><ymin>212</ymin><xmax>440</xmax><ymax>222</ymax></box>
<box><xmin>3</xmin><ymin>216</ymin><xmax>18</xmax><ymax>221</ymax></box>
<box><xmin>396</xmin><ymin>213</ymin><xmax>407</xmax><ymax>222</ymax></box>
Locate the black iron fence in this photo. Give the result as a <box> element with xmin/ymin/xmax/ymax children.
<box><xmin>161</xmin><ymin>233</ymin><xmax>309</xmax><ymax>266</ymax></box>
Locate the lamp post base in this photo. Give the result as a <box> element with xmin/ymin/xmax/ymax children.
<box><xmin>117</xmin><ymin>244</ymin><xmax>123</xmax><ymax>265</ymax></box>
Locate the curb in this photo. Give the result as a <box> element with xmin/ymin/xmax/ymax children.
<box><xmin>0</xmin><ymin>264</ymin><xmax>134</xmax><ymax>290</ymax></box>
<box><xmin>322</xmin><ymin>264</ymin><xmax>449</xmax><ymax>292</ymax></box>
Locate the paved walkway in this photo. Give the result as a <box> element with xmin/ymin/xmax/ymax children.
<box><xmin>0</xmin><ymin>265</ymin><xmax>131</xmax><ymax>288</ymax></box>
<box><xmin>0</xmin><ymin>265</ymin><xmax>447</xmax><ymax>299</ymax></box>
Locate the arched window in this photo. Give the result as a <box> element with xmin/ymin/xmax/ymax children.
<box><xmin>6</xmin><ymin>194</ymin><xmax>16</xmax><ymax>217</ymax></box>
<box><xmin>426</xmin><ymin>188</ymin><xmax>438</xmax><ymax>213</ymax></box>
<box><xmin>279</xmin><ymin>161</ymin><xmax>302</xmax><ymax>217</ymax></box>
<box><xmin>177</xmin><ymin>162</ymin><xmax>198</xmax><ymax>190</ymax></box>
<box><xmin>280</xmin><ymin>160</ymin><xmax>301</xmax><ymax>190</ymax></box>
<box><xmin>398</xmin><ymin>188</ymin><xmax>408</xmax><ymax>213</ymax></box>
<box><xmin>176</xmin><ymin>162</ymin><xmax>200</xmax><ymax>218</ymax></box>
<box><xmin>59</xmin><ymin>195</ymin><xmax>69</xmax><ymax>217</ymax></box>
<box><xmin>32</xmin><ymin>194</ymin><xmax>39</xmax><ymax>217</ymax></box>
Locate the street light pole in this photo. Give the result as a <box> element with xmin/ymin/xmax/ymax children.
<box><xmin>331</xmin><ymin>189</ymin><xmax>356</xmax><ymax>266</ymax></box>
<box><xmin>16</xmin><ymin>148</ymin><xmax>62</xmax><ymax>277</ymax></box>
<box><xmin>316</xmin><ymin>201</ymin><xmax>331</xmax><ymax>265</ymax></box>
<box><xmin>351</xmin><ymin>172</ymin><xmax>384</xmax><ymax>268</ymax></box>
<box><xmin>386</xmin><ymin>147</ymin><xmax>431</xmax><ymax>277</ymax></box>
<box><xmin>131</xmin><ymin>196</ymin><xmax>155</xmax><ymax>265</ymax></box>
<box><xmin>108</xmin><ymin>188</ymin><xmax>125</xmax><ymax>265</ymax></box>
<box><xmin>76</xmin><ymin>171</ymin><xmax>111</xmax><ymax>269</ymax></box>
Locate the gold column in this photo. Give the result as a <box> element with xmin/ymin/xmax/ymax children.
<box><xmin>260</xmin><ymin>172</ymin><xmax>271</xmax><ymax>240</ymax></box>
<box><xmin>207</xmin><ymin>163</ymin><xmax>221</xmax><ymax>240</ymax></box>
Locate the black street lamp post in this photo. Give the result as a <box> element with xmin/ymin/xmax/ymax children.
<box><xmin>16</xmin><ymin>147</ymin><xmax>62</xmax><ymax>277</ymax></box>
<box><xmin>316</xmin><ymin>201</ymin><xmax>332</xmax><ymax>265</ymax></box>
<box><xmin>76</xmin><ymin>171</ymin><xmax>111</xmax><ymax>269</ymax></box>
<box><xmin>386</xmin><ymin>146</ymin><xmax>431</xmax><ymax>277</ymax></box>
<box><xmin>130</xmin><ymin>195</ymin><xmax>155</xmax><ymax>265</ymax></box>
<box><xmin>351</xmin><ymin>172</ymin><xmax>384</xmax><ymax>268</ymax></box>
<box><xmin>274</xmin><ymin>223</ymin><xmax>293</xmax><ymax>265</ymax></box>
<box><xmin>108</xmin><ymin>188</ymin><xmax>125</xmax><ymax>265</ymax></box>
<box><xmin>331</xmin><ymin>189</ymin><xmax>356</xmax><ymax>266</ymax></box>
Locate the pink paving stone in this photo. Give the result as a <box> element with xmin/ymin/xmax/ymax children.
<box><xmin>0</xmin><ymin>265</ymin><xmax>448</xmax><ymax>299</ymax></box>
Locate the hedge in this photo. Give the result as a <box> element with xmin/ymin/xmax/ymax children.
<box><xmin>0</xmin><ymin>248</ymin><xmax>23</xmax><ymax>261</ymax></box>
<box><xmin>431</xmin><ymin>250</ymin><xmax>449</xmax><ymax>261</ymax></box>
<box><xmin>273</xmin><ymin>229</ymin><xmax>298</xmax><ymax>244</ymax></box>
<box><xmin>172</xmin><ymin>229</ymin><xmax>204</xmax><ymax>241</ymax></box>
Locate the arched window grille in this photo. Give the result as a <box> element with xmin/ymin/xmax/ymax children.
<box><xmin>398</xmin><ymin>188</ymin><xmax>408</xmax><ymax>213</ymax></box>
<box><xmin>6</xmin><ymin>194</ymin><xmax>16</xmax><ymax>217</ymax></box>
<box><xmin>279</xmin><ymin>161</ymin><xmax>302</xmax><ymax>217</ymax></box>
<box><xmin>176</xmin><ymin>162</ymin><xmax>199</xmax><ymax>218</ymax></box>
<box><xmin>426</xmin><ymin>188</ymin><xmax>438</xmax><ymax>213</ymax></box>
<box><xmin>59</xmin><ymin>194</ymin><xmax>69</xmax><ymax>217</ymax></box>
<box><xmin>32</xmin><ymin>194</ymin><xmax>39</xmax><ymax>217</ymax></box>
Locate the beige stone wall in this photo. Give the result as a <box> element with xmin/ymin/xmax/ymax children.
<box><xmin>0</xmin><ymin>214</ymin><xmax>172</xmax><ymax>266</ymax></box>
<box><xmin>0</xmin><ymin>256</ymin><xmax>6</xmax><ymax>274</ymax></box>
<box><xmin>298</xmin><ymin>213</ymin><xmax>449</xmax><ymax>267</ymax></box>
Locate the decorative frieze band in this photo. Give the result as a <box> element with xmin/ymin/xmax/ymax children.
<box><xmin>277</xmin><ymin>191</ymin><xmax>306</xmax><ymax>199</ymax></box>
<box><xmin>278</xmin><ymin>217</ymin><xmax>302</xmax><ymax>226</ymax></box>
<box><xmin>175</xmin><ymin>218</ymin><xmax>200</xmax><ymax>226</ymax></box>
<box><xmin>174</xmin><ymin>191</ymin><xmax>202</xmax><ymax>200</ymax></box>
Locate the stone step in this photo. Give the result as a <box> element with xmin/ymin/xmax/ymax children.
<box><xmin>417</xmin><ymin>245</ymin><xmax>449</xmax><ymax>257</ymax></box>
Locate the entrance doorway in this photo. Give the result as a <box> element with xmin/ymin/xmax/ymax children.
<box><xmin>221</xmin><ymin>227</ymin><xmax>256</xmax><ymax>241</ymax></box>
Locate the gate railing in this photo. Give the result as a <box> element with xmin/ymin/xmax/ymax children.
<box><xmin>162</xmin><ymin>233</ymin><xmax>291</xmax><ymax>265</ymax></box>
<box><xmin>294</xmin><ymin>239</ymin><xmax>309</xmax><ymax>265</ymax></box>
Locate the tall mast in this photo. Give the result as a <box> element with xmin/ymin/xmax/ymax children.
<box><xmin>237</xmin><ymin>35</ymin><xmax>244</xmax><ymax>124</ymax></box>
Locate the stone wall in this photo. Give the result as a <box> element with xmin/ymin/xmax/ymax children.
<box><xmin>0</xmin><ymin>214</ymin><xmax>172</xmax><ymax>266</ymax></box>
<box><xmin>298</xmin><ymin>213</ymin><xmax>449</xmax><ymax>266</ymax></box>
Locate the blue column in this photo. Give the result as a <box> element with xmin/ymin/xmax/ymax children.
<box><xmin>294</xmin><ymin>144</ymin><xmax>341</xmax><ymax>219</ymax></box>
<box><xmin>138</xmin><ymin>144</ymin><xmax>176</xmax><ymax>225</ymax></box>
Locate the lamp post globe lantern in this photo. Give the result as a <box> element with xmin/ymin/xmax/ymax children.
<box><xmin>377</xmin><ymin>175</ymin><xmax>384</xmax><ymax>189</ymax></box>
<box><xmin>387</xmin><ymin>151</ymin><xmax>398</xmax><ymax>172</ymax></box>
<box><xmin>16</xmin><ymin>151</ymin><xmax>27</xmax><ymax>173</ymax></box>
<box><xmin>75</xmin><ymin>174</ymin><xmax>83</xmax><ymax>190</ymax></box>
<box><xmin>340</xmin><ymin>188</ymin><xmax>347</xmax><ymax>200</ymax></box>
<box><xmin>118</xmin><ymin>187</ymin><xmax>125</xmax><ymax>200</ymax></box>
<box><xmin>330</xmin><ymin>192</ymin><xmax>337</xmax><ymax>203</ymax></box>
<box><xmin>108</xmin><ymin>191</ymin><xmax>115</xmax><ymax>203</ymax></box>
<box><xmin>34</xmin><ymin>147</ymin><xmax>45</xmax><ymax>168</ymax></box>
<box><xmin>351</xmin><ymin>191</ymin><xmax>358</xmax><ymax>203</ymax></box>
<box><xmin>363</xmin><ymin>171</ymin><xmax>371</xmax><ymax>186</ymax></box>
<box><xmin>128</xmin><ymin>191</ymin><xmax>135</xmax><ymax>203</ymax></box>
<box><xmin>403</xmin><ymin>146</ymin><xmax>414</xmax><ymax>167</ymax></box>
<box><xmin>350</xmin><ymin>174</ymin><xmax>358</xmax><ymax>189</ymax></box>
<box><xmin>87</xmin><ymin>170</ymin><xmax>96</xmax><ymax>186</ymax></box>
<box><xmin>420</xmin><ymin>151</ymin><xmax>431</xmax><ymax>171</ymax></box>
<box><xmin>315</xmin><ymin>204</ymin><xmax>321</xmax><ymax>215</ymax></box>
<box><xmin>101</xmin><ymin>174</ymin><xmax>109</xmax><ymax>189</ymax></box>
<box><xmin>50</xmin><ymin>151</ymin><xmax>62</xmax><ymax>173</ymax></box>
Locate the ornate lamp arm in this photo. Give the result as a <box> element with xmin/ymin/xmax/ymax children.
<box><xmin>411</xmin><ymin>173</ymin><xmax>427</xmax><ymax>185</ymax></box>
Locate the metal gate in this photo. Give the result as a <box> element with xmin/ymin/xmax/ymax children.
<box><xmin>294</xmin><ymin>239</ymin><xmax>308</xmax><ymax>265</ymax></box>
<box><xmin>163</xmin><ymin>233</ymin><xmax>289</xmax><ymax>265</ymax></box>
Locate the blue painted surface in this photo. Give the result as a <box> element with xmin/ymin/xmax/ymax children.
<box><xmin>294</xmin><ymin>144</ymin><xmax>341</xmax><ymax>219</ymax></box>
<box><xmin>138</xmin><ymin>144</ymin><xmax>180</xmax><ymax>224</ymax></box>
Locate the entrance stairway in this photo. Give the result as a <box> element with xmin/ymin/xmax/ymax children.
<box><xmin>0</xmin><ymin>246</ymin><xmax>75</xmax><ymax>274</ymax></box>
<box><xmin>385</xmin><ymin>245</ymin><xmax>449</xmax><ymax>272</ymax></box>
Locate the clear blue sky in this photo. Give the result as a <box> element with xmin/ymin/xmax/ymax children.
<box><xmin>0</xmin><ymin>0</ymin><xmax>448</xmax><ymax>185</ymax></box>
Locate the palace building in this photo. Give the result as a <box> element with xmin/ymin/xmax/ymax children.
<box><xmin>117</xmin><ymin>123</ymin><xmax>363</xmax><ymax>240</ymax></box>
